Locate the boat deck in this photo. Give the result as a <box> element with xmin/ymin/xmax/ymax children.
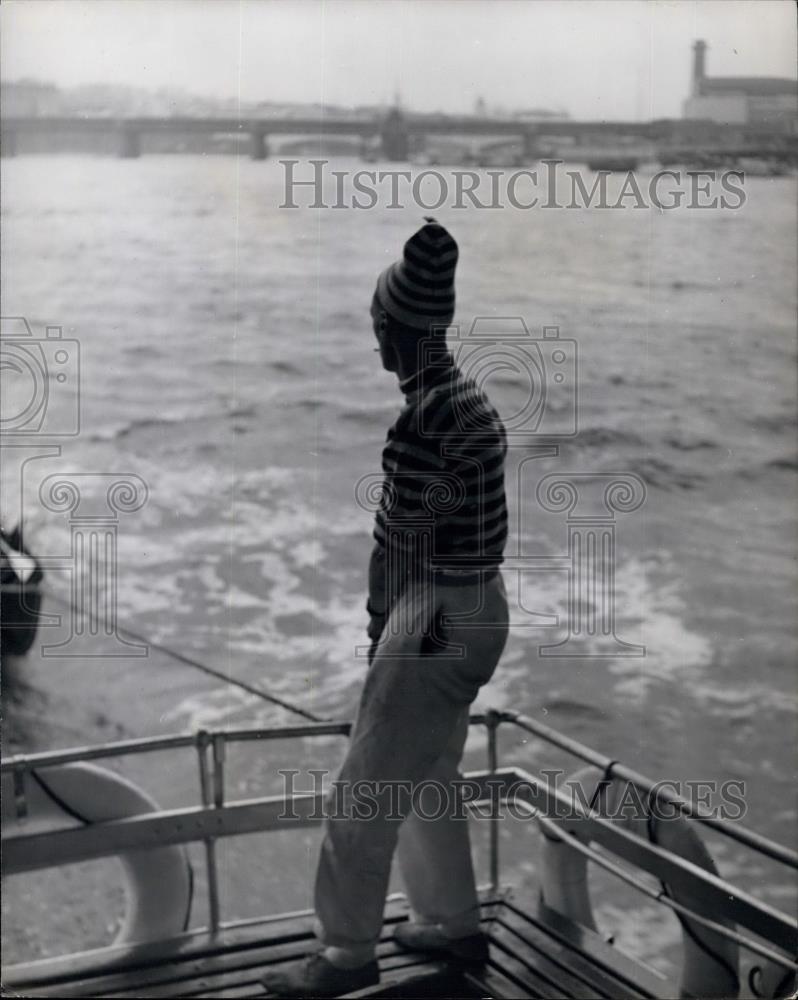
<box><xmin>4</xmin><ymin>714</ymin><xmax>796</xmax><ymax>999</ymax></box>
<box><xmin>2</xmin><ymin>890</ymin><xmax>671</xmax><ymax>999</ymax></box>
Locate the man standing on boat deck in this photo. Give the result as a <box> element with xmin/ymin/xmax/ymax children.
<box><xmin>263</xmin><ymin>219</ymin><xmax>510</xmax><ymax>997</ymax></box>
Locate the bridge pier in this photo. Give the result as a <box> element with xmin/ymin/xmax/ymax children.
<box><xmin>250</xmin><ymin>129</ymin><xmax>269</xmax><ymax>160</ymax></box>
<box><xmin>1</xmin><ymin>129</ymin><xmax>17</xmax><ymax>157</ymax></box>
<box><xmin>119</xmin><ymin>125</ymin><xmax>141</xmax><ymax>159</ymax></box>
<box><xmin>522</xmin><ymin>128</ymin><xmax>539</xmax><ymax>161</ymax></box>
<box><xmin>380</xmin><ymin>109</ymin><xmax>409</xmax><ymax>161</ymax></box>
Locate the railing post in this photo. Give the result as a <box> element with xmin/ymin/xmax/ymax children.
<box><xmin>12</xmin><ymin>765</ymin><xmax>28</xmax><ymax>821</ymax></box>
<box><xmin>212</xmin><ymin>733</ymin><xmax>226</xmax><ymax>808</ymax></box>
<box><xmin>485</xmin><ymin>709</ymin><xmax>501</xmax><ymax>893</ymax></box>
<box><xmin>196</xmin><ymin>730</ymin><xmax>221</xmax><ymax>933</ymax></box>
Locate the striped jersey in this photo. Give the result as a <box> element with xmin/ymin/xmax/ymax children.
<box><xmin>374</xmin><ymin>350</ymin><xmax>508</xmax><ymax>594</ymax></box>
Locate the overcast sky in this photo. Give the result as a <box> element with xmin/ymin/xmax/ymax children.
<box><xmin>2</xmin><ymin>0</ymin><xmax>796</xmax><ymax>120</ymax></box>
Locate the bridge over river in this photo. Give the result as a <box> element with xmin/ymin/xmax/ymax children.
<box><xmin>1</xmin><ymin>108</ymin><xmax>795</xmax><ymax>162</ymax></box>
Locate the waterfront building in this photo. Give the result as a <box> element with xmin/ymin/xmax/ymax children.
<box><xmin>683</xmin><ymin>39</ymin><xmax>797</xmax><ymax>132</ymax></box>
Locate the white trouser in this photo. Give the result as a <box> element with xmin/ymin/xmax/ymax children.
<box><xmin>314</xmin><ymin>573</ymin><xmax>509</xmax><ymax>951</ymax></box>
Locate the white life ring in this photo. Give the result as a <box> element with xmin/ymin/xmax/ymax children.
<box><xmin>539</xmin><ymin>765</ymin><xmax>740</xmax><ymax>1000</ymax></box>
<box><xmin>2</xmin><ymin>762</ymin><xmax>193</xmax><ymax>945</ymax></box>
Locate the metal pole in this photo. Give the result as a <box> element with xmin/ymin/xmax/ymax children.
<box><xmin>485</xmin><ymin>709</ymin><xmax>501</xmax><ymax>893</ymax></box>
<box><xmin>13</xmin><ymin>766</ymin><xmax>27</xmax><ymax>821</ymax></box>
<box><xmin>0</xmin><ymin>721</ymin><xmax>350</xmax><ymax>773</ymax></box>
<box><xmin>212</xmin><ymin>733</ymin><xmax>226</xmax><ymax>809</ymax></box>
<box><xmin>504</xmin><ymin>711</ymin><xmax>798</xmax><ymax>869</ymax></box>
<box><xmin>196</xmin><ymin>731</ymin><xmax>221</xmax><ymax>933</ymax></box>
<box><xmin>537</xmin><ymin>814</ymin><xmax>797</xmax><ymax>973</ymax></box>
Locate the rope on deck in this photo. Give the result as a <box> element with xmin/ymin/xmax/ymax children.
<box><xmin>42</xmin><ymin>586</ymin><xmax>325</xmax><ymax>723</ymax></box>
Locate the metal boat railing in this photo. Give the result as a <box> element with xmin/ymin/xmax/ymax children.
<box><xmin>499</xmin><ymin>711</ymin><xmax>798</xmax><ymax>867</ymax></box>
<box><xmin>3</xmin><ymin>710</ymin><xmax>796</xmax><ymax>975</ymax></box>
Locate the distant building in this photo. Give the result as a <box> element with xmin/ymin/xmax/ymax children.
<box><xmin>683</xmin><ymin>40</ymin><xmax>797</xmax><ymax>132</ymax></box>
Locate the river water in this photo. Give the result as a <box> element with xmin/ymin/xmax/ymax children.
<box><xmin>2</xmin><ymin>155</ymin><xmax>796</xmax><ymax>976</ymax></box>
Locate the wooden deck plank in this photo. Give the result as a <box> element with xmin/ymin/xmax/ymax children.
<box><xmin>1</xmin><ymin>895</ymin><xmax>499</xmax><ymax>991</ymax></box>
<box><xmin>15</xmin><ymin>920</ymin><xmax>470</xmax><ymax>998</ymax></box>
<box><xmin>188</xmin><ymin>947</ymin><xmax>464</xmax><ymax>999</ymax></box>
<box><xmin>487</xmin><ymin>937</ymin><xmax>575</xmax><ymax>998</ymax></box>
<box><xmin>506</xmin><ymin>900</ymin><xmax>671</xmax><ymax>1000</ymax></box>
<box><xmin>9</xmin><ymin>938</ymin><xmax>312</xmax><ymax>999</ymax></box>
<box><xmin>24</xmin><ymin>937</ymin><xmax>402</xmax><ymax>998</ymax></box>
<box><xmin>474</xmin><ymin>958</ymin><xmax>546</xmax><ymax>999</ymax></box>
<box><xmin>182</xmin><ymin>984</ymin><xmax>267</xmax><ymax>1000</ymax></box>
<box><xmin>1</xmin><ymin>914</ymin><xmax>316</xmax><ymax>989</ymax></box>
<box><xmin>130</xmin><ymin>948</ymin><xmax>435</xmax><ymax>999</ymax></box>
<box><xmin>493</xmin><ymin>904</ymin><xmax>652</xmax><ymax>1000</ymax></box>
<box><xmin>462</xmin><ymin>965</ymin><xmax>535</xmax><ymax>1000</ymax></box>
<box><xmin>343</xmin><ymin>966</ymin><xmax>468</xmax><ymax>999</ymax></box>
<box><xmin>179</xmin><ymin>980</ymin><xmax>267</xmax><ymax>999</ymax></box>
<box><xmin>489</xmin><ymin>918</ymin><xmax>611</xmax><ymax>999</ymax></box>
<box><xmin>3</xmin><ymin>894</ymin><xmax>676</xmax><ymax>1000</ymax></box>
<box><xmin>1</xmin><ymin>896</ymin><xmax>452</xmax><ymax>993</ymax></box>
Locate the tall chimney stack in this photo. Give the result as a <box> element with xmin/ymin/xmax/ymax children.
<box><xmin>692</xmin><ymin>39</ymin><xmax>707</xmax><ymax>96</ymax></box>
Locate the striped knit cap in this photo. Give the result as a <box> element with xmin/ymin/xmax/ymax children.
<box><xmin>376</xmin><ymin>217</ymin><xmax>458</xmax><ymax>331</ymax></box>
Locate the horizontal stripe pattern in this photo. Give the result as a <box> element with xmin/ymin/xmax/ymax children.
<box><xmin>376</xmin><ymin>218</ymin><xmax>457</xmax><ymax>330</ymax></box>
<box><xmin>374</xmin><ymin>355</ymin><xmax>508</xmax><ymax>585</ymax></box>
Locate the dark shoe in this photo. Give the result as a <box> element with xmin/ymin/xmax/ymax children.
<box><xmin>393</xmin><ymin>922</ymin><xmax>489</xmax><ymax>965</ymax></box>
<box><xmin>261</xmin><ymin>952</ymin><xmax>379</xmax><ymax>997</ymax></box>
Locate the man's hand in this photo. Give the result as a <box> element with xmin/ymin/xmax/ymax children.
<box><xmin>366</xmin><ymin>610</ymin><xmax>386</xmax><ymax>642</ymax></box>
<box><xmin>366</xmin><ymin>606</ymin><xmax>386</xmax><ymax>665</ymax></box>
